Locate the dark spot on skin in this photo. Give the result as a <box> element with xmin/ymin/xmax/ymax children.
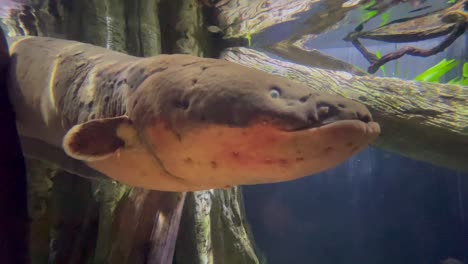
<box><xmin>324</xmin><ymin>147</ymin><xmax>333</xmax><ymax>153</ymax></box>
<box><xmin>338</xmin><ymin>103</ymin><xmax>346</xmax><ymax>108</ymax></box>
<box><xmin>175</xmin><ymin>131</ymin><xmax>182</xmax><ymax>142</ymax></box>
<box><xmin>299</xmin><ymin>93</ymin><xmax>312</xmax><ymax>103</ymax></box>
<box><xmin>232</xmin><ymin>151</ymin><xmax>240</xmax><ymax>158</ymax></box>
<box><xmin>175</xmin><ymin>100</ymin><xmax>190</xmax><ymax>110</ymax></box>
<box><xmin>210</xmin><ymin>161</ymin><xmax>218</xmax><ymax>169</ymax></box>
<box><xmin>104</xmin><ymin>96</ymin><xmax>110</xmax><ymax>103</ymax></box>
<box><xmin>296</xmin><ymin>157</ymin><xmax>304</xmax><ymax>162</ymax></box>
<box><xmin>192</xmin><ymin>79</ymin><xmax>198</xmax><ymax>85</ymax></box>
<box><xmin>184</xmin><ymin>157</ymin><xmax>193</xmax><ymax>164</ymax></box>
<box><xmin>279</xmin><ymin>159</ymin><xmax>288</xmax><ymax>165</ymax></box>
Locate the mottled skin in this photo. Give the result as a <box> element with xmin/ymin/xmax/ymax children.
<box><xmin>7</xmin><ymin>36</ymin><xmax>380</xmax><ymax>192</ymax></box>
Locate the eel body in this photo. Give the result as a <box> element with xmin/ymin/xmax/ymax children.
<box><xmin>5</xmin><ymin>35</ymin><xmax>380</xmax><ymax>192</ymax></box>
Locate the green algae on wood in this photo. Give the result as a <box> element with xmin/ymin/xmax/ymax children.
<box><xmin>213</xmin><ymin>0</ymin><xmax>320</xmax><ymax>39</ymax></box>
<box><xmin>264</xmin><ymin>40</ymin><xmax>369</xmax><ymax>76</ymax></box>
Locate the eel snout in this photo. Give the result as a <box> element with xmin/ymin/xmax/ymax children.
<box><xmin>275</xmin><ymin>91</ymin><xmax>375</xmax><ymax>131</ymax></box>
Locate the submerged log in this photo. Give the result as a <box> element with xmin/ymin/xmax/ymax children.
<box><xmin>213</xmin><ymin>0</ymin><xmax>319</xmax><ymax>38</ymax></box>
<box><xmin>264</xmin><ymin>41</ymin><xmax>368</xmax><ymax>76</ymax></box>
<box><xmin>107</xmin><ymin>190</ymin><xmax>186</xmax><ymax>264</ymax></box>
<box><xmin>212</xmin><ymin>0</ymin><xmax>355</xmax><ymax>47</ymax></box>
<box><xmin>221</xmin><ymin>47</ymin><xmax>468</xmax><ymax>172</ymax></box>
<box><xmin>176</xmin><ymin>188</ymin><xmax>261</xmax><ymax>264</ymax></box>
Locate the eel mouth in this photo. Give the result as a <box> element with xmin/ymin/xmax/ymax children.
<box><xmin>285</xmin><ymin>112</ymin><xmax>380</xmax><ymax>137</ymax></box>
<box><xmin>279</xmin><ymin>109</ymin><xmax>381</xmax><ymax>153</ymax></box>
<box><xmin>259</xmin><ymin>107</ymin><xmax>379</xmax><ymax>135</ymax></box>
<box><xmin>251</xmin><ymin>97</ymin><xmax>378</xmax><ymax>133</ymax></box>
<box><xmin>284</xmin><ymin>119</ymin><xmax>381</xmax><ymax>148</ymax></box>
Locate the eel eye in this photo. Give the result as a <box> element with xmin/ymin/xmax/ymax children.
<box><xmin>269</xmin><ymin>87</ymin><xmax>281</xmax><ymax>99</ymax></box>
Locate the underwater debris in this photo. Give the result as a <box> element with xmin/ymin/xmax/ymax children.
<box><xmin>344</xmin><ymin>0</ymin><xmax>467</xmax><ymax>73</ymax></box>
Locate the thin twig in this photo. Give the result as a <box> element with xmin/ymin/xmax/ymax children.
<box><xmin>367</xmin><ymin>21</ymin><xmax>467</xmax><ymax>73</ymax></box>
<box><xmin>350</xmin><ymin>18</ymin><xmax>467</xmax><ymax>74</ymax></box>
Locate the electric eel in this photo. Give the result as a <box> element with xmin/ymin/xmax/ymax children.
<box><xmin>3</xmin><ymin>34</ymin><xmax>380</xmax><ymax>192</ymax></box>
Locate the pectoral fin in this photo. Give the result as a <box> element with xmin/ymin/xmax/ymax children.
<box><xmin>63</xmin><ymin>116</ymin><xmax>139</xmax><ymax>161</ymax></box>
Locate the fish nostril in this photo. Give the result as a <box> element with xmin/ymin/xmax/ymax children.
<box><xmin>357</xmin><ymin>112</ymin><xmax>372</xmax><ymax>123</ymax></box>
<box><xmin>317</xmin><ymin>102</ymin><xmax>339</xmax><ymax>120</ymax></box>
